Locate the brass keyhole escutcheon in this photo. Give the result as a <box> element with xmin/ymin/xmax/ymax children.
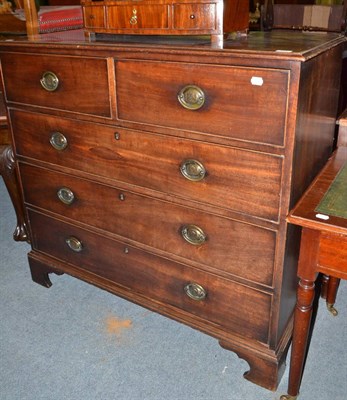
<box><xmin>177</xmin><ymin>85</ymin><xmax>205</xmax><ymax>110</ymax></box>
<box><xmin>40</xmin><ymin>71</ymin><xmax>59</xmax><ymax>92</ymax></box>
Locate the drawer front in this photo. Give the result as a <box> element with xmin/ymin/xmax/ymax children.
<box><xmin>116</xmin><ymin>60</ymin><xmax>289</xmax><ymax>146</ymax></box>
<box><xmin>173</xmin><ymin>4</ymin><xmax>216</xmax><ymax>30</ymax></box>
<box><xmin>21</xmin><ymin>164</ymin><xmax>276</xmax><ymax>286</ymax></box>
<box><xmin>11</xmin><ymin>110</ymin><xmax>282</xmax><ymax>221</ymax></box>
<box><xmin>0</xmin><ymin>53</ymin><xmax>111</xmax><ymax>117</ymax></box>
<box><xmin>107</xmin><ymin>6</ymin><xmax>169</xmax><ymax>29</ymax></box>
<box><xmin>28</xmin><ymin>210</ymin><xmax>271</xmax><ymax>343</ymax></box>
<box><xmin>83</xmin><ymin>6</ymin><xmax>106</xmax><ymax>28</ymax></box>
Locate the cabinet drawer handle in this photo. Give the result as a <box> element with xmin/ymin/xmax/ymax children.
<box><xmin>57</xmin><ymin>187</ymin><xmax>75</xmax><ymax>205</ymax></box>
<box><xmin>184</xmin><ymin>283</ymin><xmax>207</xmax><ymax>301</ymax></box>
<box><xmin>181</xmin><ymin>224</ymin><xmax>206</xmax><ymax>245</ymax></box>
<box><xmin>180</xmin><ymin>159</ymin><xmax>206</xmax><ymax>181</ymax></box>
<box><xmin>177</xmin><ymin>85</ymin><xmax>205</xmax><ymax>110</ymax></box>
<box><xmin>40</xmin><ymin>71</ymin><xmax>59</xmax><ymax>92</ymax></box>
<box><xmin>50</xmin><ymin>132</ymin><xmax>68</xmax><ymax>151</ymax></box>
<box><xmin>65</xmin><ymin>236</ymin><xmax>83</xmax><ymax>252</ymax></box>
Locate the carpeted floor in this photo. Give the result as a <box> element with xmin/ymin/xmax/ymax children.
<box><xmin>1</xmin><ymin>179</ymin><xmax>346</xmax><ymax>400</ymax></box>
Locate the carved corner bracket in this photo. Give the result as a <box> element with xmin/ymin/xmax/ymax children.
<box><xmin>0</xmin><ymin>145</ymin><xmax>29</xmax><ymax>242</ymax></box>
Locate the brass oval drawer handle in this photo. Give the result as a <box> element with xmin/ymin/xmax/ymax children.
<box><xmin>40</xmin><ymin>71</ymin><xmax>59</xmax><ymax>92</ymax></box>
<box><xmin>177</xmin><ymin>85</ymin><xmax>205</xmax><ymax>110</ymax></box>
<box><xmin>181</xmin><ymin>224</ymin><xmax>206</xmax><ymax>245</ymax></box>
<box><xmin>50</xmin><ymin>132</ymin><xmax>68</xmax><ymax>151</ymax></box>
<box><xmin>65</xmin><ymin>236</ymin><xmax>83</xmax><ymax>252</ymax></box>
<box><xmin>57</xmin><ymin>187</ymin><xmax>75</xmax><ymax>205</ymax></box>
<box><xmin>180</xmin><ymin>159</ymin><xmax>206</xmax><ymax>181</ymax></box>
<box><xmin>184</xmin><ymin>283</ymin><xmax>207</xmax><ymax>301</ymax></box>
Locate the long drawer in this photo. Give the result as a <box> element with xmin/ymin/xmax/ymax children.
<box><xmin>0</xmin><ymin>53</ymin><xmax>111</xmax><ymax>117</ymax></box>
<box><xmin>11</xmin><ymin>109</ymin><xmax>283</xmax><ymax>221</ymax></box>
<box><xmin>115</xmin><ymin>60</ymin><xmax>289</xmax><ymax>146</ymax></box>
<box><xmin>20</xmin><ymin>163</ymin><xmax>277</xmax><ymax>286</ymax></box>
<box><xmin>28</xmin><ymin>209</ymin><xmax>272</xmax><ymax>344</ymax></box>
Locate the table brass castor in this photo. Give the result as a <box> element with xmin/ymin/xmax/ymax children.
<box><xmin>327</xmin><ymin>303</ymin><xmax>338</xmax><ymax>316</ymax></box>
<box><xmin>280</xmin><ymin>395</ymin><xmax>298</xmax><ymax>400</ymax></box>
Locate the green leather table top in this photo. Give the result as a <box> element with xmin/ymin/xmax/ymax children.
<box><xmin>316</xmin><ymin>161</ymin><xmax>347</xmax><ymax>219</ymax></box>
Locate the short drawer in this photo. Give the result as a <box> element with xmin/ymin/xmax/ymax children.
<box><xmin>11</xmin><ymin>109</ymin><xmax>283</xmax><ymax>221</ymax></box>
<box><xmin>83</xmin><ymin>6</ymin><xmax>106</xmax><ymax>28</ymax></box>
<box><xmin>115</xmin><ymin>60</ymin><xmax>289</xmax><ymax>146</ymax></box>
<box><xmin>28</xmin><ymin>210</ymin><xmax>271</xmax><ymax>344</ymax></box>
<box><xmin>0</xmin><ymin>53</ymin><xmax>111</xmax><ymax>117</ymax></box>
<box><xmin>21</xmin><ymin>163</ymin><xmax>276</xmax><ymax>286</ymax></box>
<box><xmin>173</xmin><ymin>4</ymin><xmax>216</xmax><ymax>30</ymax></box>
<box><xmin>107</xmin><ymin>5</ymin><xmax>169</xmax><ymax>29</ymax></box>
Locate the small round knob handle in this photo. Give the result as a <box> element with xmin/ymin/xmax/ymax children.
<box><xmin>180</xmin><ymin>159</ymin><xmax>206</xmax><ymax>181</ymax></box>
<box><xmin>40</xmin><ymin>71</ymin><xmax>59</xmax><ymax>92</ymax></box>
<box><xmin>181</xmin><ymin>224</ymin><xmax>206</xmax><ymax>245</ymax></box>
<box><xmin>184</xmin><ymin>283</ymin><xmax>207</xmax><ymax>301</ymax></box>
<box><xmin>65</xmin><ymin>236</ymin><xmax>83</xmax><ymax>252</ymax></box>
<box><xmin>50</xmin><ymin>132</ymin><xmax>68</xmax><ymax>151</ymax></box>
<box><xmin>177</xmin><ymin>85</ymin><xmax>205</xmax><ymax>110</ymax></box>
<box><xmin>57</xmin><ymin>187</ymin><xmax>75</xmax><ymax>205</ymax></box>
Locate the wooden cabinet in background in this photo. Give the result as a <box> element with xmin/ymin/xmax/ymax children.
<box><xmin>81</xmin><ymin>0</ymin><xmax>249</xmax><ymax>41</ymax></box>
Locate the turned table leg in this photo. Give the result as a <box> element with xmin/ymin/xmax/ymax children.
<box><xmin>0</xmin><ymin>145</ymin><xmax>28</xmax><ymax>242</ymax></box>
<box><xmin>320</xmin><ymin>274</ymin><xmax>329</xmax><ymax>299</ymax></box>
<box><xmin>281</xmin><ymin>228</ymin><xmax>320</xmax><ymax>400</ymax></box>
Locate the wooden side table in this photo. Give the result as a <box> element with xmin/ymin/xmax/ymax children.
<box><xmin>281</xmin><ymin>143</ymin><xmax>347</xmax><ymax>399</ymax></box>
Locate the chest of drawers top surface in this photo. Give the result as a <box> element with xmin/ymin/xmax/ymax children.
<box><xmin>0</xmin><ymin>30</ymin><xmax>343</xmax><ymax>57</ymax></box>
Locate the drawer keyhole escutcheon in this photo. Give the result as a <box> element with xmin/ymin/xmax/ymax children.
<box><xmin>40</xmin><ymin>71</ymin><xmax>59</xmax><ymax>92</ymax></box>
<box><xmin>181</xmin><ymin>224</ymin><xmax>206</xmax><ymax>245</ymax></box>
<box><xmin>57</xmin><ymin>187</ymin><xmax>75</xmax><ymax>205</ymax></box>
<box><xmin>177</xmin><ymin>85</ymin><xmax>205</xmax><ymax>110</ymax></box>
<box><xmin>130</xmin><ymin>9</ymin><xmax>138</xmax><ymax>25</ymax></box>
<box><xmin>184</xmin><ymin>283</ymin><xmax>207</xmax><ymax>301</ymax></box>
<box><xmin>50</xmin><ymin>132</ymin><xmax>68</xmax><ymax>151</ymax></box>
<box><xmin>65</xmin><ymin>236</ymin><xmax>83</xmax><ymax>252</ymax></box>
<box><xmin>180</xmin><ymin>159</ymin><xmax>206</xmax><ymax>181</ymax></box>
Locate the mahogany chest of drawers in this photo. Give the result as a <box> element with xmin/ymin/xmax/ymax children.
<box><xmin>0</xmin><ymin>31</ymin><xmax>344</xmax><ymax>391</ymax></box>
